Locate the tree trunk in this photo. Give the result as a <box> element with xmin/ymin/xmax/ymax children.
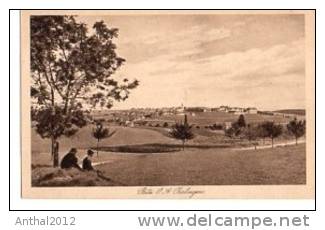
<box><xmin>52</xmin><ymin>138</ymin><xmax>59</xmax><ymax>167</ymax></box>
<box><xmin>97</xmin><ymin>140</ymin><xmax>99</xmax><ymax>157</ymax></box>
<box><xmin>271</xmin><ymin>138</ymin><xmax>274</xmax><ymax>148</ymax></box>
<box><xmin>50</xmin><ymin>89</ymin><xmax>59</xmax><ymax>167</ymax></box>
<box><xmin>182</xmin><ymin>140</ymin><xmax>185</xmax><ymax>151</ymax></box>
<box><xmin>296</xmin><ymin>137</ymin><xmax>298</xmax><ymax>145</ymax></box>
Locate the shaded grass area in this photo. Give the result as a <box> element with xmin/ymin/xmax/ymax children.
<box><xmin>96</xmin><ymin>143</ymin><xmax>232</xmax><ymax>153</ymax></box>
<box><xmin>95</xmin><ymin>144</ymin><xmax>306</xmax><ymax>186</ymax></box>
<box><xmin>140</xmin><ymin>125</ymin><xmax>224</xmax><ymax>138</ymax></box>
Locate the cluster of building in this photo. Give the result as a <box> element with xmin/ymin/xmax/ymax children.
<box><xmin>90</xmin><ymin>104</ymin><xmax>259</xmax><ymax>127</ymax></box>
<box><xmin>217</xmin><ymin>106</ymin><xmax>258</xmax><ymax>114</ymax></box>
<box><xmin>185</xmin><ymin>105</ymin><xmax>258</xmax><ymax>115</ymax></box>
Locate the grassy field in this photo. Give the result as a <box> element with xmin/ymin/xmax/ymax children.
<box><xmin>154</xmin><ymin>111</ymin><xmax>293</xmax><ymax>126</ymax></box>
<box><xmin>32</xmin><ymin>144</ymin><xmax>306</xmax><ymax>186</ymax></box>
<box><xmin>94</xmin><ymin>144</ymin><xmax>306</xmax><ymax>186</ymax></box>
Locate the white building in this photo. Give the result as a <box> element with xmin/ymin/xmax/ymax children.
<box><xmin>176</xmin><ymin>104</ymin><xmax>185</xmax><ymax>116</ymax></box>
<box><xmin>246</xmin><ymin>107</ymin><xmax>258</xmax><ymax>114</ymax></box>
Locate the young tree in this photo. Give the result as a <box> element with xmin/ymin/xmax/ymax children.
<box><xmin>244</xmin><ymin>125</ymin><xmax>259</xmax><ymax>150</ymax></box>
<box><xmin>92</xmin><ymin>121</ymin><xmax>116</xmax><ymax>156</ymax></box>
<box><xmin>169</xmin><ymin>114</ymin><xmax>194</xmax><ymax>150</ymax></box>
<box><xmin>225</xmin><ymin>115</ymin><xmax>246</xmax><ymax>139</ymax></box>
<box><xmin>224</xmin><ymin>122</ymin><xmax>242</xmax><ymax>138</ymax></box>
<box><xmin>281</xmin><ymin>127</ymin><xmax>292</xmax><ymax>146</ymax></box>
<box><xmin>260</xmin><ymin>121</ymin><xmax>283</xmax><ymax>148</ymax></box>
<box><xmin>225</xmin><ymin>126</ymin><xmax>236</xmax><ymax>138</ymax></box>
<box><xmin>31</xmin><ymin>16</ymin><xmax>138</xmax><ymax>167</ymax></box>
<box><xmin>287</xmin><ymin>118</ymin><xmax>306</xmax><ymax>145</ymax></box>
<box><xmin>257</xmin><ymin>123</ymin><xmax>269</xmax><ymax>145</ymax></box>
<box><xmin>237</xmin><ymin>114</ymin><xmax>246</xmax><ymax>128</ymax></box>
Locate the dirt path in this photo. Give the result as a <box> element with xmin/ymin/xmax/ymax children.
<box><xmin>92</xmin><ymin>160</ymin><xmax>114</xmax><ymax>166</ymax></box>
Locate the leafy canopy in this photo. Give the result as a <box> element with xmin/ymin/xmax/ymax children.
<box><xmin>30</xmin><ymin>16</ymin><xmax>138</xmax><ymax>139</ymax></box>
<box><xmin>244</xmin><ymin>124</ymin><xmax>259</xmax><ymax>142</ymax></box>
<box><xmin>170</xmin><ymin>115</ymin><xmax>194</xmax><ymax>142</ymax></box>
<box><xmin>260</xmin><ymin>121</ymin><xmax>283</xmax><ymax>139</ymax></box>
<box><xmin>237</xmin><ymin>114</ymin><xmax>246</xmax><ymax>128</ymax></box>
<box><xmin>92</xmin><ymin>121</ymin><xmax>116</xmax><ymax>141</ymax></box>
<box><xmin>287</xmin><ymin>118</ymin><xmax>306</xmax><ymax>138</ymax></box>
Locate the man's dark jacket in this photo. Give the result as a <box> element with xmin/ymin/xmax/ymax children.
<box><xmin>60</xmin><ymin>153</ymin><xmax>81</xmax><ymax>170</ymax></box>
<box><xmin>82</xmin><ymin>156</ymin><xmax>94</xmax><ymax>171</ymax></box>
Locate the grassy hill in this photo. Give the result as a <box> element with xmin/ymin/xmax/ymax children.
<box><xmin>155</xmin><ymin>111</ymin><xmax>292</xmax><ymax>126</ymax></box>
<box><xmin>31</xmin><ymin>125</ymin><xmax>178</xmax><ymax>154</ymax></box>
<box><xmin>274</xmin><ymin>109</ymin><xmax>306</xmax><ymax>116</ymax></box>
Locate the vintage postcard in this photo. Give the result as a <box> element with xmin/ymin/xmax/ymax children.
<box><xmin>20</xmin><ymin>10</ymin><xmax>315</xmax><ymax>199</ymax></box>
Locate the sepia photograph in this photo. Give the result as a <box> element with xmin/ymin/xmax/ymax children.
<box><xmin>20</xmin><ymin>10</ymin><xmax>315</xmax><ymax>199</ymax></box>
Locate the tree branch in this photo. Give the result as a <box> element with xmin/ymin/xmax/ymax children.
<box><xmin>46</xmin><ymin>62</ymin><xmax>65</xmax><ymax>100</ymax></box>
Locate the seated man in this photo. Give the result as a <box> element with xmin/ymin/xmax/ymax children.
<box><xmin>82</xmin><ymin>149</ymin><xmax>95</xmax><ymax>171</ymax></box>
<box><xmin>60</xmin><ymin>148</ymin><xmax>82</xmax><ymax>170</ymax></box>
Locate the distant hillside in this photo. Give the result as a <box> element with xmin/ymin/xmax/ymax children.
<box><xmin>273</xmin><ymin>109</ymin><xmax>306</xmax><ymax>116</ymax></box>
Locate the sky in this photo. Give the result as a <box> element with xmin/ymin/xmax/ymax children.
<box><xmin>77</xmin><ymin>13</ymin><xmax>305</xmax><ymax>111</ymax></box>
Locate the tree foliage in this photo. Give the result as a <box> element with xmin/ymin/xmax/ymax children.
<box><xmin>92</xmin><ymin>121</ymin><xmax>116</xmax><ymax>156</ymax></box>
<box><xmin>256</xmin><ymin>123</ymin><xmax>269</xmax><ymax>144</ymax></box>
<box><xmin>225</xmin><ymin>124</ymin><xmax>241</xmax><ymax>138</ymax></box>
<box><xmin>32</xmin><ymin>105</ymin><xmax>88</xmax><ymax>139</ymax></box>
<box><xmin>30</xmin><ymin>16</ymin><xmax>138</xmax><ymax>166</ymax></box>
<box><xmin>224</xmin><ymin>117</ymin><xmax>245</xmax><ymax>138</ymax></box>
<box><xmin>243</xmin><ymin>124</ymin><xmax>259</xmax><ymax>149</ymax></box>
<box><xmin>237</xmin><ymin>114</ymin><xmax>246</xmax><ymax>128</ymax></box>
<box><xmin>260</xmin><ymin>121</ymin><xmax>283</xmax><ymax>147</ymax></box>
<box><xmin>287</xmin><ymin>118</ymin><xmax>306</xmax><ymax>145</ymax></box>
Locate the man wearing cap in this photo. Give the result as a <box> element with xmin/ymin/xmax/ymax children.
<box><xmin>82</xmin><ymin>149</ymin><xmax>95</xmax><ymax>171</ymax></box>
<box><xmin>60</xmin><ymin>148</ymin><xmax>82</xmax><ymax>170</ymax></box>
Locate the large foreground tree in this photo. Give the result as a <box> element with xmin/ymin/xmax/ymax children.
<box><xmin>31</xmin><ymin>16</ymin><xmax>138</xmax><ymax>167</ymax></box>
